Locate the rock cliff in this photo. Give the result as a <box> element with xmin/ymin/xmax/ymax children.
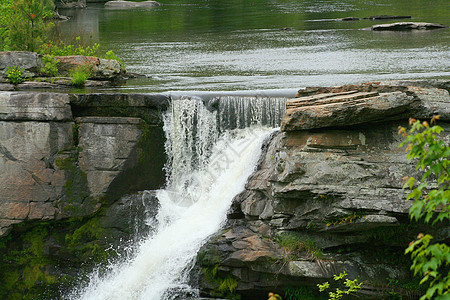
<box><xmin>196</xmin><ymin>81</ymin><xmax>450</xmax><ymax>299</ymax></box>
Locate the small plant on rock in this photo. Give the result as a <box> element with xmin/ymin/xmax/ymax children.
<box><xmin>40</xmin><ymin>54</ymin><xmax>59</xmax><ymax>77</ymax></box>
<box><xmin>317</xmin><ymin>271</ymin><xmax>363</xmax><ymax>300</ymax></box>
<box><xmin>6</xmin><ymin>66</ymin><xmax>25</xmax><ymax>84</ymax></box>
<box><xmin>70</xmin><ymin>64</ymin><xmax>92</xmax><ymax>87</ymax></box>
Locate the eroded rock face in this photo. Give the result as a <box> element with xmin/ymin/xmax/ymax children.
<box><xmin>282</xmin><ymin>83</ymin><xmax>450</xmax><ymax>131</ymax></box>
<box><xmin>197</xmin><ymin>81</ymin><xmax>450</xmax><ymax>299</ymax></box>
<box><xmin>0</xmin><ymin>91</ymin><xmax>168</xmax><ymax>237</ymax></box>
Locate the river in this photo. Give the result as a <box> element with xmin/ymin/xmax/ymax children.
<box><xmin>57</xmin><ymin>0</ymin><xmax>449</xmax><ymax>91</ymax></box>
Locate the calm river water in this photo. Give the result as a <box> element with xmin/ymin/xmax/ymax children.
<box><xmin>58</xmin><ymin>0</ymin><xmax>449</xmax><ymax>93</ymax></box>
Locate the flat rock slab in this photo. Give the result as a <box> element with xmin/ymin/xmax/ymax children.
<box><xmin>0</xmin><ymin>92</ymin><xmax>73</xmax><ymax>121</ymax></box>
<box><xmin>368</xmin><ymin>22</ymin><xmax>447</xmax><ymax>31</ymax></box>
<box><xmin>105</xmin><ymin>0</ymin><xmax>161</xmax><ymax>8</ymax></box>
<box><xmin>281</xmin><ymin>83</ymin><xmax>450</xmax><ymax>131</ymax></box>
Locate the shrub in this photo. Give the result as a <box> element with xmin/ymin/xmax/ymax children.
<box><xmin>0</xmin><ymin>0</ymin><xmax>54</xmax><ymax>52</ymax></box>
<box><xmin>399</xmin><ymin>116</ymin><xmax>449</xmax><ymax>300</ymax></box>
<box><xmin>6</xmin><ymin>66</ymin><xmax>25</xmax><ymax>85</ymax></box>
<box><xmin>317</xmin><ymin>271</ymin><xmax>363</xmax><ymax>300</ymax></box>
<box><xmin>70</xmin><ymin>64</ymin><xmax>92</xmax><ymax>87</ymax></box>
<box><xmin>40</xmin><ymin>54</ymin><xmax>59</xmax><ymax>77</ymax></box>
<box><xmin>40</xmin><ymin>36</ymin><xmax>101</xmax><ymax>57</ymax></box>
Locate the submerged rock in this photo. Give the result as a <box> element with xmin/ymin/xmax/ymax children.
<box><xmin>368</xmin><ymin>22</ymin><xmax>447</xmax><ymax>31</ymax></box>
<box><xmin>104</xmin><ymin>0</ymin><xmax>161</xmax><ymax>8</ymax></box>
<box><xmin>338</xmin><ymin>15</ymin><xmax>411</xmax><ymax>21</ymax></box>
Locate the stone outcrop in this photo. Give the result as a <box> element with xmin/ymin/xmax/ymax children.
<box><xmin>0</xmin><ymin>51</ymin><xmax>43</xmax><ymax>81</ymax></box>
<box><xmin>104</xmin><ymin>0</ymin><xmax>161</xmax><ymax>8</ymax></box>
<box><xmin>197</xmin><ymin>81</ymin><xmax>450</xmax><ymax>299</ymax></box>
<box><xmin>282</xmin><ymin>82</ymin><xmax>450</xmax><ymax>131</ymax></box>
<box><xmin>55</xmin><ymin>0</ymin><xmax>87</xmax><ymax>8</ymax></box>
<box><xmin>0</xmin><ymin>51</ymin><xmax>127</xmax><ymax>87</ymax></box>
<box><xmin>0</xmin><ymin>91</ymin><xmax>168</xmax><ymax>237</ymax></box>
<box><xmin>367</xmin><ymin>22</ymin><xmax>447</xmax><ymax>31</ymax></box>
<box><xmin>55</xmin><ymin>55</ymin><xmax>125</xmax><ymax>80</ymax></box>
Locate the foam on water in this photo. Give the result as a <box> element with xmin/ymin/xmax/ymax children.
<box><xmin>72</xmin><ymin>97</ymin><xmax>283</xmax><ymax>300</ymax></box>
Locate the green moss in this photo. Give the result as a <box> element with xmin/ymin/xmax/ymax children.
<box><xmin>0</xmin><ymin>215</ymin><xmax>114</xmax><ymax>299</ymax></box>
<box><xmin>285</xmin><ymin>286</ymin><xmax>326</xmax><ymax>300</ymax></box>
<box><xmin>276</xmin><ymin>232</ymin><xmax>324</xmax><ymax>261</ymax></box>
<box><xmin>55</xmin><ymin>149</ymin><xmax>91</xmax><ymax>212</ymax></box>
<box><xmin>198</xmin><ymin>248</ymin><xmax>241</xmax><ymax>300</ymax></box>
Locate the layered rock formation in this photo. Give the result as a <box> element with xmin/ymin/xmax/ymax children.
<box><xmin>196</xmin><ymin>81</ymin><xmax>450</xmax><ymax>299</ymax></box>
<box><xmin>0</xmin><ymin>91</ymin><xmax>168</xmax><ymax>237</ymax></box>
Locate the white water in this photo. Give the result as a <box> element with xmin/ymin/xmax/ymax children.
<box><xmin>72</xmin><ymin>97</ymin><xmax>282</xmax><ymax>300</ymax></box>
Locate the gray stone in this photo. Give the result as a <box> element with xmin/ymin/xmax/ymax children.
<box><xmin>282</xmin><ymin>83</ymin><xmax>450</xmax><ymax>131</ymax></box>
<box><xmin>369</xmin><ymin>22</ymin><xmax>447</xmax><ymax>31</ymax></box>
<box><xmin>55</xmin><ymin>0</ymin><xmax>86</xmax><ymax>8</ymax></box>
<box><xmin>76</xmin><ymin>116</ymin><xmax>143</xmax><ymax>198</ymax></box>
<box><xmin>105</xmin><ymin>0</ymin><xmax>161</xmax><ymax>8</ymax></box>
<box><xmin>0</xmin><ymin>51</ymin><xmax>43</xmax><ymax>78</ymax></box>
<box><xmin>198</xmin><ymin>81</ymin><xmax>450</xmax><ymax>298</ymax></box>
<box><xmin>54</xmin><ymin>55</ymin><xmax>125</xmax><ymax>80</ymax></box>
<box><xmin>0</xmin><ymin>91</ymin><xmax>73</xmax><ymax>121</ymax></box>
<box><xmin>0</xmin><ymin>120</ymin><xmax>73</xmax><ymax>236</ymax></box>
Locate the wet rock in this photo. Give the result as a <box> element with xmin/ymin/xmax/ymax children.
<box><xmin>368</xmin><ymin>22</ymin><xmax>447</xmax><ymax>31</ymax></box>
<box><xmin>364</xmin><ymin>15</ymin><xmax>411</xmax><ymax>20</ymax></box>
<box><xmin>339</xmin><ymin>17</ymin><xmax>360</xmax><ymax>21</ymax></box>
<box><xmin>55</xmin><ymin>0</ymin><xmax>86</xmax><ymax>8</ymax></box>
<box><xmin>198</xmin><ymin>80</ymin><xmax>450</xmax><ymax>298</ymax></box>
<box><xmin>105</xmin><ymin>0</ymin><xmax>161</xmax><ymax>8</ymax></box>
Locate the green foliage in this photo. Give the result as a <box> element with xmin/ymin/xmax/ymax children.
<box><xmin>325</xmin><ymin>212</ymin><xmax>363</xmax><ymax>227</ymax></box>
<box><xmin>0</xmin><ymin>0</ymin><xmax>54</xmax><ymax>51</ymax></box>
<box><xmin>40</xmin><ymin>36</ymin><xmax>101</xmax><ymax>57</ymax></box>
<box><xmin>276</xmin><ymin>232</ymin><xmax>324</xmax><ymax>261</ymax></box>
<box><xmin>40</xmin><ymin>54</ymin><xmax>59</xmax><ymax>77</ymax></box>
<box><xmin>317</xmin><ymin>271</ymin><xmax>363</xmax><ymax>300</ymax></box>
<box><xmin>104</xmin><ymin>50</ymin><xmax>123</xmax><ymax>65</ymax></box>
<box><xmin>70</xmin><ymin>64</ymin><xmax>92</xmax><ymax>87</ymax></box>
<box><xmin>399</xmin><ymin>117</ymin><xmax>449</xmax><ymax>300</ymax></box>
<box><xmin>6</xmin><ymin>66</ymin><xmax>25</xmax><ymax>84</ymax></box>
<box><xmin>284</xmin><ymin>286</ymin><xmax>322</xmax><ymax>300</ymax></box>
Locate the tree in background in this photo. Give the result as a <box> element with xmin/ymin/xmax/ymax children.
<box><xmin>399</xmin><ymin>116</ymin><xmax>449</xmax><ymax>300</ymax></box>
<box><xmin>0</xmin><ymin>0</ymin><xmax>54</xmax><ymax>52</ymax></box>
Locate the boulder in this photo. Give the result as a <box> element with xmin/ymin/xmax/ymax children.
<box><xmin>0</xmin><ymin>51</ymin><xmax>43</xmax><ymax>79</ymax></box>
<box><xmin>55</xmin><ymin>55</ymin><xmax>125</xmax><ymax>80</ymax></box>
<box><xmin>368</xmin><ymin>22</ymin><xmax>447</xmax><ymax>31</ymax></box>
<box><xmin>105</xmin><ymin>0</ymin><xmax>161</xmax><ymax>8</ymax></box>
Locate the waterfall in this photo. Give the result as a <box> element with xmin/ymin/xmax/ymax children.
<box><xmin>72</xmin><ymin>96</ymin><xmax>286</xmax><ymax>300</ymax></box>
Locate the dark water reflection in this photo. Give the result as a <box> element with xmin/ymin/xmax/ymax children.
<box><xmin>58</xmin><ymin>0</ymin><xmax>449</xmax><ymax>92</ymax></box>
